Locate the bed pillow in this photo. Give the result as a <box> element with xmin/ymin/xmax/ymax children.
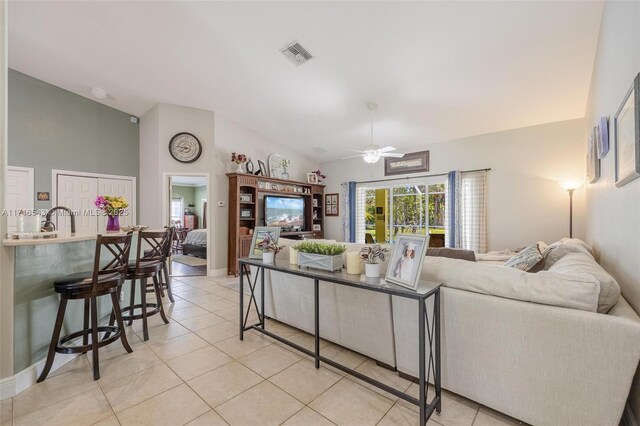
<box><xmin>543</xmin><ymin>240</ymin><xmax>592</xmax><ymax>269</ymax></box>
<box><xmin>504</xmin><ymin>242</ymin><xmax>545</xmax><ymax>272</ymax></box>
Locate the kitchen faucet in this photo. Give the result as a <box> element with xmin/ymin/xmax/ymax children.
<box><xmin>42</xmin><ymin>206</ymin><xmax>76</xmax><ymax>235</ymax></box>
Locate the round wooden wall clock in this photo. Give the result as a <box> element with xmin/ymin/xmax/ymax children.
<box><xmin>169</xmin><ymin>132</ymin><xmax>202</xmax><ymax>163</ymax></box>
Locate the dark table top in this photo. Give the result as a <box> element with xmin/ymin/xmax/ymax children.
<box><xmin>239</xmin><ymin>257</ymin><xmax>440</xmax><ymax>300</ymax></box>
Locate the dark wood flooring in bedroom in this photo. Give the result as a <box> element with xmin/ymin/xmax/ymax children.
<box><xmin>171</xmin><ymin>261</ymin><xmax>207</xmax><ymax>277</ymax></box>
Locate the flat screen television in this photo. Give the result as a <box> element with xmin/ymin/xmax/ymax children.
<box><xmin>264</xmin><ymin>196</ymin><xmax>305</xmax><ymax>230</ymax></box>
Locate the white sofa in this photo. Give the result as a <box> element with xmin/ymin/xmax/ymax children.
<box><xmin>256</xmin><ymin>238</ymin><xmax>640</xmax><ymax>425</ymax></box>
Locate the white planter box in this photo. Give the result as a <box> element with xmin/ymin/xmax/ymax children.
<box><xmin>298</xmin><ymin>252</ymin><xmax>344</xmax><ymax>272</ymax></box>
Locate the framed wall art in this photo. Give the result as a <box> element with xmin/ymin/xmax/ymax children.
<box><xmin>384</xmin><ymin>150</ymin><xmax>429</xmax><ymax>176</ymax></box>
<box><xmin>325</xmin><ymin>193</ymin><xmax>339</xmax><ymax>216</ymax></box>
<box><xmin>614</xmin><ymin>72</ymin><xmax>640</xmax><ymax>187</ymax></box>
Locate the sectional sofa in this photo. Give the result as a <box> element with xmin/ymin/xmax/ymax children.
<box><xmin>254</xmin><ymin>238</ymin><xmax>640</xmax><ymax>425</ymax></box>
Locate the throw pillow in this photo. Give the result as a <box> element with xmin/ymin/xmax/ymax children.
<box><xmin>504</xmin><ymin>243</ymin><xmax>545</xmax><ymax>272</ymax></box>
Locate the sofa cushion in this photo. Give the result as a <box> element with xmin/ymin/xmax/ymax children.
<box><xmin>504</xmin><ymin>242</ymin><xmax>545</xmax><ymax>272</ymax></box>
<box><xmin>420</xmin><ymin>257</ymin><xmax>600</xmax><ymax>312</ymax></box>
<box><xmin>543</xmin><ymin>239</ymin><xmax>592</xmax><ymax>269</ymax></box>
<box><xmin>548</xmin><ymin>252</ymin><xmax>620</xmax><ymax>313</ymax></box>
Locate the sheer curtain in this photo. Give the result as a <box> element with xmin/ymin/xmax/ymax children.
<box><xmin>341</xmin><ymin>181</ymin><xmax>357</xmax><ymax>242</ymax></box>
<box><xmin>446</xmin><ymin>170</ymin><xmax>487</xmax><ymax>253</ymax></box>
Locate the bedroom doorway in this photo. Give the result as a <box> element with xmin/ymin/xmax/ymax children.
<box><xmin>164</xmin><ymin>173</ymin><xmax>210</xmax><ymax>277</ymax></box>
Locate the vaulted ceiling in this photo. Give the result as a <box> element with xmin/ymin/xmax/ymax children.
<box><xmin>8</xmin><ymin>1</ymin><xmax>603</xmax><ymax>161</ymax></box>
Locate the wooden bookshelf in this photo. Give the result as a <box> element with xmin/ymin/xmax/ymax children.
<box><xmin>227</xmin><ymin>173</ymin><xmax>325</xmax><ymax>276</ymax></box>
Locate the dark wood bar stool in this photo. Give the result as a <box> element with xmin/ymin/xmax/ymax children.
<box><xmin>120</xmin><ymin>229</ymin><xmax>172</xmax><ymax>341</ymax></box>
<box><xmin>159</xmin><ymin>226</ymin><xmax>176</xmax><ymax>303</ymax></box>
<box><xmin>38</xmin><ymin>233</ymin><xmax>134</xmax><ymax>382</ymax></box>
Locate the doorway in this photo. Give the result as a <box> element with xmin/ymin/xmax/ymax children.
<box><xmin>163</xmin><ymin>173</ymin><xmax>210</xmax><ymax>277</ymax></box>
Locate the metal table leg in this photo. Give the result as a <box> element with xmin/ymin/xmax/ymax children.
<box><xmin>419</xmin><ymin>298</ymin><xmax>426</xmax><ymax>425</ymax></box>
<box><xmin>261</xmin><ymin>267</ymin><xmax>265</xmax><ymax>330</ymax></box>
<box><xmin>314</xmin><ymin>278</ymin><xmax>320</xmax><ymax>369</ymax></box>
<box><xmin>239</xmin><ymin>263</ymin><xmax>244</xmax><ymax>340</ymax></box>
<box><xmin>435</xmin><ymin>290</ymin><xmax>442</xmax><ymax>414</ymax></box>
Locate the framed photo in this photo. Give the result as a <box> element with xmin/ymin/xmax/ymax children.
<box><xmin>385</xmin><ymin>234</ymin><xmax>429</xmax><ymax>291</ymax></box>
<box><xmin>325</xmin><ymin>193</ymin><xmax>339</xmax><ymax>216</ymax></box>
<box><xmin>257</xmin><ymin>160</ymin><xmax>268</xmax><ymax>177</ymax></box>
<box><xmin>249</xmin><ymin>227</ymin><xmax>281</xmax><ymax>259</ymax></box>
<box><xmin>272</xmin><ymin>184</ymin><xmax>279</xmax><ymax>191</ymax></box>
<box><xmin>597</xmin><ymin>117</ymin><xmax>610</xmax><ymax>159</ymax></box>
<box><xmin>312</xmin><ymin>198</ymin><xmax>318</xmax><ymax>207</ymax></box>
<box><xmin>312</xmin><ymin>224</ymin><xmax>321</xmax><ymax>231</ymax></box>
<box><xmin>307</xmin><ymin>173</ymin><xmax>319</xmax><ymax>184</ymax></box>
<box><xmin>384</xmin><ymin>151</ymin><xmax>429</xmax><ymax>176</ymax></box>
<box><xmin>587</xmin><ymin>126</ymin><xmax>601</xmax><ymax>184</ymax></box>
<box><xmin>268</xmin><ymin>153</ymin><xmax>285</xmax><ymax>178</ymax></box>
<box><xmin>614</xmin><ymin>72</ymin><xmax>640</xmax><ymax>187</ymax></box>
<box><xmin>239</xmin><ymin>193</ymin><xmax>253</xmax><ymax>203</ymax></box>
<box><xmin>240</xmin><ymin>208</ymin><xmax>253</xmax><ymax>218</ymax></box>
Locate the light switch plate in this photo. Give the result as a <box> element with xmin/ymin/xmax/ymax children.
<box><xmin>217</xmin><ymin>201</ymin><xmax>226</xmax><ymax>207</ymax></box>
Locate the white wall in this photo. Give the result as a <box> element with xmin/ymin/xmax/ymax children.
<box><xmin>321</xmin><ymin>119</ymin><xmax>586</xmax><ymax>251</ymax></box>
<box><xmin>583</xmin><ymin>0</ymin><xmax>640</xmax><ymax>418</ymax></box>
<box><xmin>140</xmin><ymin>103</ymin><xmax>319</xmax><ymax>274</ymax></box>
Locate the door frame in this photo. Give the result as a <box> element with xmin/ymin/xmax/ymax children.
<box><xmin>51</xmin><ymin>169</ymin><xmax>137</xmax><ymax>223</ymax></box>
<box><xmin>162</xmin><ymin>172</ymin><xmax>211</xmax><ymax>276</ymax></box>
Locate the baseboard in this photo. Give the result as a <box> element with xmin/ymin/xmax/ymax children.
<box><xmin>622</xmin><ymin>403</ymin><xmax>638</xmax><ymax>426</ymax></box>
<box><xmin>0</xmin><ymin>353</ymin><xmax>79</xmax><ymax>400</ymax></box>
<box><xmin>209</xmin><ymin>268</ymin><xmax>227</xmax><ymax>277</ymax></box>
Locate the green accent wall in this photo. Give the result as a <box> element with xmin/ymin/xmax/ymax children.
<box><xmin>194</xmin><ymin>185</ymin><xmax>207</xmax><ymax>225</ymax></box>
<box><xmin>8</xmin><ymin>69</ymin><xmax>139</xmax><ymax>212</ymax></box>
<box><xmin>171</xmin><ymin>185</ymin><xmax>195</xmax><ymax>209</ymax></box>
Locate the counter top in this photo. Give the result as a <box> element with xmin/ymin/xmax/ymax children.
<box><xmin>2</xmin><ymin>233</ymin><xmax>100</xmax><ymax>246</ymax></box>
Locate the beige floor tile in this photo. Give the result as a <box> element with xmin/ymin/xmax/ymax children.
<box><xmin>48</xmin><ymin>355</ymin><xmax>91</xmax><ymax>378</ymax></box>
<box><xmin>275</xmin><ymin>332</ymin><xmax>331</xmax><ymax>353</ymax></box>
<box><xmin>269</xmin><ymin>359</ymin><xmax>342</xmax><ymax>404</ymax></box>
<box><xmin>178</xmin><ymin>312</ymin><xmax>227</xmax><ymax>331</ymax></box>
<box><xmin>167</xmin><ymin>305</ymin><xmax>210</xmax><ymax>321</ymax></box>
<box><xmin>146</xmin><ymin>332</ymin><xmax>209</xmax><ymax>361</ymax></box>
<box><xmin>172</xmin><ymin>287</ymin><xmax>211</xmax><ymax>299</ymax></box>
<box><xmin>187</xmin><ymin>361</ymin><xmax>263</xmax><ymax>408</ymax></box>
<box><xmin>91</xmin><ymin>344</ymin><xmax>163</xmax><ymax>383</ymax></box>
<box><xmin>189</xmin><ymin>295</ymin><xmax>237</xmax><ymax>313</ymax></box>
<box><xmin>14</xmin><ymin>366</ymin><xmax>99</xmax><ymax>416</ymax></box>
<box><xmin>378</xmin><ymin>403</ymin><xmax>442</xmax><ymax>426</ymax></box>
<box><xmin>116</xmin><ymin>383</ymin><xmax>209</xmax><ymax>426</ymax></box>
<box><xmin>216</xmin><ymin>381</ymin><xmax>304</xmax><ymax>426</ymax></box>
<box><xmin>195</xmin><ymin>321</ymin><xmax>239</xmax><ymax>344</ymax></box>
<box><xmin>310</xmin><ymin>378</ymin><xmax>394</xmax><ymax>425</ymax></box>
<box><xmin>213</xmin><ymin>306</ymin><xmax>246</xmax><ymax>324</ymax></box>
<box><xmin>402</xmin><ymin>384</ymin><xmax>478</xmax><ymax>426</ymax></box>
<box><xmin>101</xmin><ymin>364</ymin><xmax>182</xmax><ymax>413</ymax></box>
<box><xmin>0</xmin><ymin>398</ymin><xmax>12</xmax><ymax>426</ymax></box>
<box><xmin>238</xmin><ymin>344</ymin><xmax>302</xmax><ymax>378</ymax></box>
<box><xmin>348</xmin><ymin>359</ymin><xmax>412</xmax><ymax>400</ymax></box>
<box><xmin>92</xmin><ymin>415</ymin><xmax>121</xmax><ymax>425</ymax></box>
<box><xmin>473</xmin><ymin>406</ymin><xmax>524</xmax><ymax>426</ymax></box>
<box><xmin>132</xmin><ymin>321</ymin><xmax>191</xmax><ymax>343</ymax></box>
<box><xmin>281</xmin><ymin>407</ymin><xmax>335</xmax><ymax>426</ymax></box>
<box><xmin>214</xmin><ymin>332</ymin><xmax>272</xmax><ymax>358</ymax></box>
<box><xmin>161</xmin><ymin>298</ymin><xmax>193</xmax><ymax>311</ymax></box>
<box><xmin>263</xmin><ymin>319</ymin><xmax>301</xmax><ymax>337</ymax></box>
<box><xmin>13</xmin><ymin>388</ymin><xmax>113</xmax><ymax>426</ymax></box>
<box><xmin>209</xmin><ymin>287</ymin><xmax>242</xmax><ymax>302</ymax></box>
<box><xmin>186</xmin><ymin>410</ymin><xmax>228</xmax><ymax>426</ymax></box>
<box><xmin>166</xmin><ymin>345</ymin><xmax>233</xmax><ymax>381</ymax></box>
<box><xmin>318</xmin><ymin>343</ymin><xmax>368</xmax><ymax>372</ymax></box>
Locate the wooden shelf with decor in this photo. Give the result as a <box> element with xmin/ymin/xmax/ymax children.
<box><xmin>227</xmin><ymin>173</ymin><xmax>325</xmax><ymax>276</ymax></box>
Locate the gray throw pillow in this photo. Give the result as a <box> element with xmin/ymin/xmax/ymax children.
<box><xmin>505</xmin><ymin>243</ymin><xmax>544</xmax><ymax>272</ymax></box>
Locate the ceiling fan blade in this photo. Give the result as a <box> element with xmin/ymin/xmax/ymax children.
<box><xmin>340</xmin><ymin>154</ymin><xmax>365</xmax><ymax>160</ymax></box>
<box><xmin>380</xmin><ymin>153</ymin><xmax>405</xmax><ymax>158</ymax></box>
<box><xmin>377</xmin><ymin>146</ymin><xmax>397</xmax><ymax>153</ymax></box>
<box><xmin>349</xmin><ymin>149</ymin><xmax>367</xmax><ymax>153</ymax></box>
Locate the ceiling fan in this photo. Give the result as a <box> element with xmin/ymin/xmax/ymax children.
<box><xmin>341</xmin><ymin>102</ymin><xmax>405</xmax><ymax>164</ymax></box>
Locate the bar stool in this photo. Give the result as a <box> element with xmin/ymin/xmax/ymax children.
<box><xmin>38</xmin><ymin>233</ymin><xmax>134</xmax><ymax>382</ymax></box>
<box><xmin>121</xmin><ymin>229</ymin><xmax>172</xmax><ymax>341</ymax></box>
<box><xmin>159</xmin><ymin>226</ymin><xmax>176</xmax><ymax>303</ymax></box>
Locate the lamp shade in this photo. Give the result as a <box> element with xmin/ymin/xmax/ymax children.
<box><xmin>560</xmin><ymin>181</ymin><xmax>583</xmax><ymax>191</ymax></box>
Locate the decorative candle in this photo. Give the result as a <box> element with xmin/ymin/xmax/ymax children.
<box><xmin>345</xmin><ymin>251</ymin><xmax>361</xmax><ymax>275</ymax></box>
<box><xmin>290</xmin><ymin>247</ymin><xmax>298</xmax><ymax>265</ymax></box>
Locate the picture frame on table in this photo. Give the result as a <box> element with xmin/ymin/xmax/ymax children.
<box><xmin>307</xmin><ymin>173</ymin><xmax>319</xmax><ymax>184</ymax></box>
<box><xmin>249</xmin><ymin>227</ymin><xmax>281</xmax><ymax>259</ymax></box>
<box><xmin>240</xmin><ymin>208</ymin><xmax>253</xmax><ymax>218</ymax></box>
<box><xmin>312</xmin><ymin>224</ymin><xmax>322</xmax><ymax>231</ymax></box>
<box><xmin>385</xmin><ymin>234</ymin><xmax>429</xmax><ymax>291</ymax></box>
<box><xmin>614</xmin><ymin>72</ymin><xmax>640</xmax><ymax>187</ymax></box>
<box><xmin>256</xmin><ymin>160</ymin><xmax>268</xmax><ymax>177</ymax></box>
<box><xmin>239</xmin><ymin>193</ymin><xmax>253</xmax><ymax>203</ymax></box>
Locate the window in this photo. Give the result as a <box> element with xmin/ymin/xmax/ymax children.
<box><xmin>171</xmin><ymin>198</ymin><xmax>183</xmax><ymax>223</ymax></box>
<box><xmin>357</xmin><ymin>180</ymin><xmax>446</xmax><ymax>246</ymax></box>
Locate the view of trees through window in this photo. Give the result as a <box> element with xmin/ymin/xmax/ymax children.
<box><xmin>364</xmin><ymin>183</ymin><xmax>446</xmax><ymax>244</ymax></box>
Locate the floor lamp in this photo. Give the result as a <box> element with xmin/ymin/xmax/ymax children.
<box><xmin>561</xmin><ymin>181</ymin><xmax>582</xmax><ymax>238</ymax></box>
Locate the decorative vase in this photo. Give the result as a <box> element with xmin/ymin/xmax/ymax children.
<box><xmin>365</xmin><ymin>262</ymin><xmax>381</xmax><ymax>278</ymax></box>
<box><xmin>281</xmin><ymin>171</ymin><xmax>289</xmax><ymax>179</ymax></box>
<box><xmin>106</xmin><ymin>215</ymin><xmax>120</xmax><ymax>232</ymax></box>
<box><xmin>235</xmin><ymin>163</ymin><xmax>244</xmax><ymax>173</ymax></box>
<box><xmin>263</xmin><ymin>252</ymin><xmax>275</xmax><ymax>263</ymax></box>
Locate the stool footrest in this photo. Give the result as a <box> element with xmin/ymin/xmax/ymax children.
<box><xmin>57</xmin><ymin>326</ymin><xmax>122</xmax><ymax>354</ymax></box>
<box><xmin>120</xmin><ymin>303</ymin><xmax>161</xmax><ymax>321</ymax></box>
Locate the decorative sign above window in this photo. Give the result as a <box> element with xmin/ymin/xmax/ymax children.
<box><xmin>384</xmin><ymin>151</ymin><xmax>430</xmax><ymax>176</ymax></box>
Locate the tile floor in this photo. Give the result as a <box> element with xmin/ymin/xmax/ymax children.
<box><xmin>1</xmin><ymin>275</ymin><xmax>525</xmax><ymax>426</ymax></box>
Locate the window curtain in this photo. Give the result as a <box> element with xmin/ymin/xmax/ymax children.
<box><xmin>446</xmin><ymin>170</ymin><xmax>487</xmax><ymax>253</ymax></box>
<box><xmin>341</xmin><ymin>181</ymin><xmax>357</xmax><ymax>242</ymax></box>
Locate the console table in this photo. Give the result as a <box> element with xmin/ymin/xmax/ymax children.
<box><xmin>238</xmin><ymin>258</ymin><xmax>442</xmax><ymax>424</ymax></box>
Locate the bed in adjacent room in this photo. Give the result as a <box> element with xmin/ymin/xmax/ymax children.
<box><xmin>182</xmin><ymin>229</ymin><xmax>208</xmax><ymax>258</ymax></box>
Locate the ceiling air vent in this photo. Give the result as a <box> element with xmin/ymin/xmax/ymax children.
<box><xmin>281</xmin><ymin>41</ymin><xmax>313</xmax><ymax>66</ymax></box>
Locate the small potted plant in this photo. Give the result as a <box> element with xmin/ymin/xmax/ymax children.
<box><xmin>231</xmin><ymin>152</ymin><xmax>247</xmax><ymax>173</ymax></box>
<box><xmin>260</xmin><ymin>240</ymin><xmax>285</xmax><ymax>263</ymax></box>
<box><xmin>360</xmin><ymin>244</ymin><xmax>389</xmax><ymax>278</ymax></box>
<box><xmin>281</xmin><ymin>158</ymin><xmax>291</xmax><ymax>179</ymax></box>
<box><xmin>294</xmin><ymin>241</ymin><xmax>347</xmax><ymax>272</ymax></box>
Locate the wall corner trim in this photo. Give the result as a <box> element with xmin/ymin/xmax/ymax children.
<box><xmin>0</xmin><ymin>353</ymin><xmax>78</xmax><ymax>400</ymax></box>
